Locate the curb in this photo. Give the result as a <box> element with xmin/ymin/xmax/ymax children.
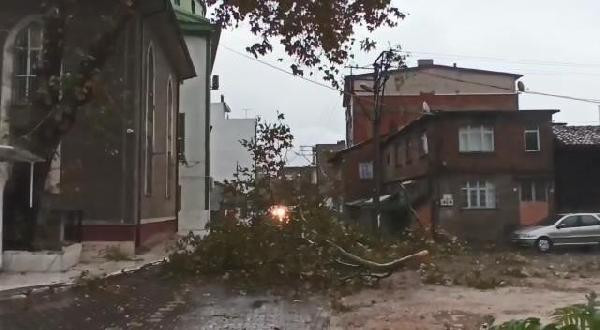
<box><xmin>0</xmin><ymin>258</ymin><xmax>168</xmax><ymax>302</ymax></box>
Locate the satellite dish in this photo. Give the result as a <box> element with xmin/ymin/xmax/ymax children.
<box><xmin>517</xmin><ymin>81</ymin><xmax>525</xmax><ymax>92</ymax></box>
<box><xmin>422</xmin><ymin>101</ymin><xmax>431</xmax><ymax>114</ymax></box>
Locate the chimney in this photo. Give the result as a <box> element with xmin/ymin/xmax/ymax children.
<box><xmin>221</xmin><ymin>94</ymin><xmax>225</xmax><ymax>103</ymax></box>
<box><xmin>417</xmin><ymin>59</ymin><xmax>434</xmax><ymax>67</ymax></box>
<box><xmin>211</xmin><ymin>75</ymin><xmax>220</xmax><ymax>90</ymax></box>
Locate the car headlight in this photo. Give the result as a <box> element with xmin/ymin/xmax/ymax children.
<box><xmin>518</xmin><ymin>234</ymin><xmax>536</xmax><ymax>239</ymax></box>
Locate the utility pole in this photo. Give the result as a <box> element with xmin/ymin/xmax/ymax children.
<box><xmin>370</xmin><ymin>50</ymin><xmax>395</xmax><ymax>233</ymax></box>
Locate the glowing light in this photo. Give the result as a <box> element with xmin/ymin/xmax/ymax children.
<box><xmin>270</xmin><ymin>205</ymin><xmax>289</xmax><ymax>223</ymax></box>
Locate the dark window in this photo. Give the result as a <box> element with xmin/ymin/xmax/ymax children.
<box><xmin>524</xmin><ymin>127</ymin><xmax>540</xmax><ymax>151</ymax></box>
<box><xmin>521</xmin><ymin>180</ymin><xmax>547</xmax><ymax>202</ymax></box>
<box><xmin>177</xmin><ymin>113</ymin><xmax>186</xmax><ymax>162</ymax></box>
<box><xmin>560</xmin><ymin>216</ymin><xmax>579</xmax><ymax>228</ymax></box>
<box><xmin>395</xmin><ymin>143</ymin><xmax>403</xmax><ymax>167</ymax></box>
<box><xmin>144</xmin><ymin>46</ymin><xmax>155</xmax><ymax>196</ymax></box>
<box><xmin>580</xmin><ymin>215</ymin><xmax>600</xmax><ymax>226</ymax></box>
<box><xmin>386</xmin><ymin>152</ymin><xmax>391</xmax><ymax>166</ymax></box>
<box><xmin>405</xmin><ymin>139</ymin><xmax>411</xmax><ymax>164</ymax></box>
<box><xmin>191</xmin><ymin>0</ymin><xmax>196</xmax><ymax>13</ymax></box>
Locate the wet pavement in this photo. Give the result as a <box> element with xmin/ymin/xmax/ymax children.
<box><xmin>0</xmin><ymin>267</ymin><xmax>330</xmax><ymax>330</ymax></box>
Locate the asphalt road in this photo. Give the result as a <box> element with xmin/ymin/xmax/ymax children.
<box><xmin>0</xmin><ymin>268</ymin><xmax>330</xmax><ymax>330</ymax></box>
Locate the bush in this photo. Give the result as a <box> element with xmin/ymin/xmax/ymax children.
<box><xmin>491</xmin><ymin>292</ymin><xmax>600</xmax><ymax>329</ymax></box>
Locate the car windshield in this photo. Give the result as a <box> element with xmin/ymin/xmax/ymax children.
<box><xmin>539</xmin><ymin>214</ymin><xmax>564</xmax><ymax>226</ymax></box>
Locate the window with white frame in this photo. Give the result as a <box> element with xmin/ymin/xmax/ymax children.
<box><xmin>165</xmin><ymin>79</ymin><xmax>175</xmax><ymax>199</ymax></box>
<box><xmin>524</xmin><ymin>127</ymin><xmax>540</xmax><ymax>151</ymax></box>
<box><xmin>462</xmin><ymin>180</ymin><xmax>496</xmax><ymax>209</ymax></box>
<box><xmin>358</xmin><ymin>162</ymin><xmax>373</xmax><ymax>180</ymax></box>
<box><xmin>14</xmin><ymin>22</ymin><xmax>43</xmax><ymax>104</ymax></box>
<box><xmin>459</xmin><ymin>125</ymin><xmax>494</xmax><ymax>152</ymax></box>
<box><xmin>144</xmin><ymin>45</ymin><xmax>155</xmax><ymax>196</ymax></box>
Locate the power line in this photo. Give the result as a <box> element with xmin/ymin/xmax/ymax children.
<box><xmin>222</xmin><ymin>45</ymin><xmax>339</xmax><ymax>92</ymax></box>
<box><xmin>222</xmin><ymin>44</ymin><xmax>600</xmax><ymax>107</ymax></box>
<box><xmin>418</xmin><ymin>71</ymin><xmax>600</xmax><ymax>104</ymax></box>
<box><xmin>400</xmin><ymin>49</ymin><xmax>600</xmax><ymax>69</ymax></box>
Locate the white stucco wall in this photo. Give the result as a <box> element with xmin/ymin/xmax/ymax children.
<box><xmin>178</xmin><ymin>35</ymin><xmax>210</xmax><ymax>235</ymax></box>
<box><xmin>210</xmin><ymin>102</ymin><xmax>256</xmax><ymax>183</ymax></box>
<box><xmin>352</xmin><ymin>66</ymin><xmax>518</xmax><ymax>96</ymax></box>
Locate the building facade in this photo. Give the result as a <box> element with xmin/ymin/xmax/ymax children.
<box><xmin>170</xmin><ymin>0</ymin><xmax>220</xmax><ymax>235</ymax></box>
<box><xmin>0</xmin><ymin>0</ymin><xmax>195</xmax><ymax>263</ymax></box>
<box><xmin>210</xmin><ymin>97</ymin><xmax>256</xmax><ymax>184</ymax></box>
<box><xmin>381</xmin><ymin>110</ymin><xmax>557</xmax><ymax>241</ymax></box>
<box><xmin>343</xmin><ymin>59</ymin><xmax>522</xmax><ymax>146</ymax></box>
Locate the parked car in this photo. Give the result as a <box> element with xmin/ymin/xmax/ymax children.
<box><xmin>512</xmin><ymin>213</ymin><xmax>600</xmax><ymax>252</ymax></box>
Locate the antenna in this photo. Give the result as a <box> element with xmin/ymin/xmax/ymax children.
<box><xmin>422</xmin><ymin>101</ymin><xmax>431</xmax><ymax>114</ymax></box>
<box><xmin>241</xmin><ymin>108</ymin><xmax>252</xmax><ymax>119</ymax></box>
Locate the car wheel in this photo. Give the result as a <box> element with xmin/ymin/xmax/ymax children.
<box><xmin>536</xmin><ymin>237</ymin><xmax>552</xmax><ymax>253</ymax></box>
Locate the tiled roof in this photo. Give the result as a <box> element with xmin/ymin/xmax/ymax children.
<box><xmin>553</xmin><ymin>125</ymin><xmax>600</xmax><ymax>146</ymax></box>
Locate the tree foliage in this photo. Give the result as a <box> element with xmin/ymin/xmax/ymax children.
<box><xmin>225</xmin><ymin>112</ymin><xmax>294</xmax><ymax>219</ymax></box>
<box><xmin>207</xmin><ymin>0</ymin><xmax>405</xmax><ymax>88</ymax></box>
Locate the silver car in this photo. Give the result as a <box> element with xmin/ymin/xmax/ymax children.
<box><xmin>512</xmin><ymin>213</ymin><xmax>600</xmax><ymax>252</ymax></box>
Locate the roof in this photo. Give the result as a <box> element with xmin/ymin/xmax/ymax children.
<box><xmin>553</xmin><ymin>125</ymin><xmax>600</xmax><ymax>146</ymax></box>
<box><xmin>140</xmin><ymin>0</ymin><xmax>196</xmax><ymax>80</ymax></box>
<box><xmin>0</xmin><ymin>145</ymin><xmax>43</xmax><ymax>162</ymax></box>
<box><xmin>347</xmin><ymin>63</ymin><xmax>523</xmax><ymax>79</ymax></box>
<box><xmin>173</xmin><ymin>7</ymin><xmax>215</xmax><ymax>33</ymax></box>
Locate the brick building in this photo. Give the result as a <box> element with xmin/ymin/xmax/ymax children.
<box><xmin>382</xmin><ymin>110</ymin><xmax>557</xmax><ymax>241</ymax></box>
<box><xmin>343</xmin><ymin>59</ymin><xmax>522</xmax><ymax>146</ymax></box>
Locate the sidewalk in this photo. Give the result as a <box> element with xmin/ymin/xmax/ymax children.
<box><xmin>0</xmin><ymin>241</ymin><xmax>172</xmax><ymax>298</ymax></box>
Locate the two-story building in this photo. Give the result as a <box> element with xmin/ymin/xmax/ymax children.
<box><xmin>381</xmin><ymin>109</ymin><xmax>557</xmax><ymax>241</ymax></box>
<box><xmin>0</xmin><ymin>0</ymin><xmax>195</xmax><ymax>265</ymax></box>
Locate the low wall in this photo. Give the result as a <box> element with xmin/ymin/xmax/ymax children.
<box><xmin>139</xmin><ymin>219</ymin><xmax>177</xmax><ymax>248</ymax></box>
<box><xmin>2</xmin><ymin>243</ymin><xmax>82</xmax><ymax>272</ymax></box>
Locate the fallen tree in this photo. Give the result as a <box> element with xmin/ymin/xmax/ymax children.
<box><xmin>165</xmin><ymin>115</ymin><xmax>429</xmax><ymax>288</ymax></box>
<box><xmin>165</xmin><ymin>207</ymin><xmax>429</xmax><ymax>288</ymax></box>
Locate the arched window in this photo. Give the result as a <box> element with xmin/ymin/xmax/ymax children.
<box><xmin>165</xmin><ymin>78</ymin><xmax>174</xmax><ymax>199</ymax></box>
<box><xmin>144</xmin><ymin>45</ymin><xmax>155</xmax><ymax>196</ymax></box>
<box><xmin>14</xmin><ymin>22</ymin><xmax>43</xmax><ymax>104</ymax></box>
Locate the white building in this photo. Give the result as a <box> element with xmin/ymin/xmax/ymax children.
<box><xmin>171</xmin><ymin>0</ymin><xmax>220</xmax><ymax>235</ymax></box>
<box><xmin>210</xmin><ymin>97</ymin><xmax>256</xmax><ymax>183</ymax></box>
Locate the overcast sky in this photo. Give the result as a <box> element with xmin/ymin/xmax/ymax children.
<box><xmin>210</xmin><ymin>0</ymin><xmax>600</xmax><ymax>166</ymax></box>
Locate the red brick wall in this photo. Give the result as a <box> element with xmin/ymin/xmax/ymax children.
<box><xmin>351</xmin><ymin>94</ymin><xmax>518</xmax><ymax>144</ymax></box>
<box><xmin>434</xmin><ymin>112</ymin><xmax>555</xmax><ymax>175</ymax></box>
<box><xmin>335</xmin><ymin>142</ymin><xmax>377</xmax><ymax>202</ymax></box>
<box><xmin>519</xmin><ymin>202</ymin><xmax>550</xmax><ymax>226</ymax></box>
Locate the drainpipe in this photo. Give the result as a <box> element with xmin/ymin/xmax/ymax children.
<box><xmin>0</xmin><ymin>163</ymin><xmax>8</xmax><ymax>269</ymax></box>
